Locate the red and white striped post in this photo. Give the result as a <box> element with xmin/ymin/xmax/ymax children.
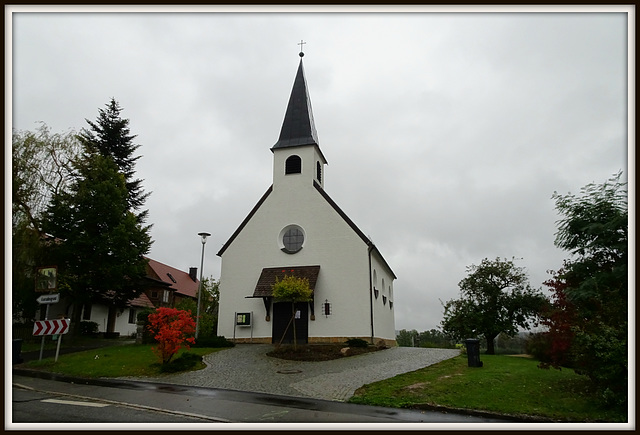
<box><xmin>33</xmin><ymin>318</ymin><xmax>71</xmax><ymax>362</ymax></box>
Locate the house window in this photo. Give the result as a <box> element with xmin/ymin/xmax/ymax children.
<box><xmin>128</xmin><ymin>308</ymin><xmax>136</xmax><ymax>324</ymax></box>
<box><xmin>151</xmin><ymin>290</ymin><xmax>158</xmax><ymax>299</ymax></box>
<box><xmin>163</xmin><ymin>290</ymin><xmax>170</xmax><ymax>303</ymax></box>
<box><xmin>285</xmin><ymin>155</ymin><xmax>302</xmax><ymax>174</ymax></box>
<box><xmin>83</xmin><ymin>304</ymin><xmax>92</xmax><ymax>320</ymax></box>
<box><xmin>281</xmin><ymin>225</ymin><xmax>305</xmax><ymax>253</ymax></box>
<box><xmin>316</xmin><ymin>161</ymin><xmax>322</xmax><ymax>182</ymax></box>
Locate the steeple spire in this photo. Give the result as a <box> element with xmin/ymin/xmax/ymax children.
<box><xmin>272</xmin><ymin>53</ymin><xmax>320</xmax><ymax>150</ymax></box>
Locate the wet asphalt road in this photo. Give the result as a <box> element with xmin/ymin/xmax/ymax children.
<box><xmin>11</xmin><ymin>372</ymin><xmax>510</xmax><ymax>425</ymax></box>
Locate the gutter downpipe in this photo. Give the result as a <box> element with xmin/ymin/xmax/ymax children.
<box><xmin>368</xmin><ymin>243</ymin><xmax>375</xmax><ymax>345</ymax></box>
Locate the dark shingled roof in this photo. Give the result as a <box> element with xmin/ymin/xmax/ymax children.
<box><xmin>272</xmin><ymin>58</ymin><xmax>320</xmax><ymax>150</ymax></box>
<box><xmin>251</xmin><ymin>265</ymin><xmax>321</xmax><ymax>298</ymax></box>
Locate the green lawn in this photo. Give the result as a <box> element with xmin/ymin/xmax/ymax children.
<box><xmin>21</xmin><ymin>343</ymin><xmax>223</xmax><ymax>378</ymax></box>
<box><xmin>348</xmin><ymin>354</ymin><xmax>626</xmax><ymax>423</ymax></box>
<box><xmin>19</xmin><ymin>335</ymin><xmax>131</xmax><ymax>353</ymax></box>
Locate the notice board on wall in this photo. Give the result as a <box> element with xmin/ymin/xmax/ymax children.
<box><xmin>236</xmin><ymin>312</ymin><xmax>251</xmax><ymax>326</ymax></box>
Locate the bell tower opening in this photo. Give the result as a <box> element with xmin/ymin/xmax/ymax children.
<box><xmin>285</xmin><ymin>155</ymin><xmax>302</xmax><ymax>174</ymax></box>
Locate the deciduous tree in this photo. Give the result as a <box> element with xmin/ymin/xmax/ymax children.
<box><xmin>12</xmin><ymin>123</ymin><xmax>80</xmax><ymax>321</ymax></box>
<box><xmin>176</xmin><ymin>275</ymin><xmax>220</xmax><ymax>338</ymax></box>
<box><xmin>441</xmin><ymin>257</ymin><xmax>547</xmax><ymax>354</ymax></box>
<box><xmin>272</xmin><ymin>275</ymin><xmax>313</xmax><ymax>349</ymax></box>
<box><xmin>543</xmin><ymin>171</ymin><xmax>628</xmax><ymax>408</ymax></box>
<box><xmin>396</xmin><ymin>329</ymin><xmax>418</xmax><ymax>347</ymax></box>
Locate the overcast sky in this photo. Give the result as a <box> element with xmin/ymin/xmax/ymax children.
<box><xmin>9</xmin><ymin>6</ymin><xmax>631</xmax><ymax>332</ymax></box>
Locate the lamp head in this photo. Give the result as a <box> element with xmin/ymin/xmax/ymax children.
<box><xmin>198</xmin><ymin>232</ymin><xmax>211</xmax><ymax>244</ymax></box>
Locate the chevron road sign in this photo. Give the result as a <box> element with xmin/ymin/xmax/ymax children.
<box><xmin>33</xmin><ymin>319</ymin><xmax>71</xmax><ymax>336</ymax></box>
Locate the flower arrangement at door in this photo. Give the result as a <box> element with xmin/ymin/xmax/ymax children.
<box><xmin>147</xmin><ymin>307</ymin><xmax>196</xmax><ymax>364</ymax></box>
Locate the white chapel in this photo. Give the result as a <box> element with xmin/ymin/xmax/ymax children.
<box><xmin>216</xmin><ymin>52</ymin><xmax>397</xmax><ymax>346</ymax></box>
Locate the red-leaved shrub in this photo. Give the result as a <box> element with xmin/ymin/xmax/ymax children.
<box><xmin>147</xmin><ymin>307</ymin><xmax>196</xmax><ymax>364</ymax></box>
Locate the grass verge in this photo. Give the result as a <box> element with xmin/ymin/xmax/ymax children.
<box><xmin>20</xmin><ymin>343</ymin><xmax>223</xmax><ymax>378</ymax></box>
<box><xmin>348</xmin><ymin>354</ymin><xmax>626</xmax><ymax>423</ymax></box>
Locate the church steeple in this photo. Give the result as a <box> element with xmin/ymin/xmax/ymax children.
<box><xmin>272</xmin><ymin>53</ymin><xmax>320</xmax><ymax>151</ymax></box>
<box><xmin>271</xmin><ymin>49</ymin><xmax>327</xmax><ymax>190</ymax></box>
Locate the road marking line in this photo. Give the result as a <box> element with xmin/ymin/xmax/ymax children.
<box><xmin>20</xmin><ymin>386</ymin><xmax>229</xmax><ymax>422</ymax></box>
<box><xmin>12</xmin><ymin>383</ymin><xmax>34</xmax><ymax>391</ymax></box>
<box><xmin>42</xmin><ymin>398</ymin><xmax>110</xmax><ymax>408</ymax></box>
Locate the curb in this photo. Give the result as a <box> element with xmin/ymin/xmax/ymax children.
<box><xmin>408</xmin><ymin>403</ymin><xmax>558</xmax><ymax>423</ymax></box>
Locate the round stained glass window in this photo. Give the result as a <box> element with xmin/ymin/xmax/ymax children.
<box><xmin>282</xmin><ymin>226</ymin><xmax>304</xmax><ymax>253</ymax></box>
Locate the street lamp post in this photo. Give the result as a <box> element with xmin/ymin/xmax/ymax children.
<box><xmin>195</xmin><ymin>232</ymin><xmax>211</xmax><ymax>340</ymax></box>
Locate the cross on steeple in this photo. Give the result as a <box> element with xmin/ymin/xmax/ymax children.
<box><xmin>298</xmin><ymin>40</ymin><xmax>306</xmax><ymax>57</ymax></box>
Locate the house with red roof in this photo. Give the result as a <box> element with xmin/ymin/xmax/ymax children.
<box><xmin>144</xmin><ymin>257</ymin><xmax>200</xmax><ymax>309</ymax></box>
<box><xmin>42</xmin><ymin>257</ymin><xmax>200</xmax><ymax>337</ymax></box>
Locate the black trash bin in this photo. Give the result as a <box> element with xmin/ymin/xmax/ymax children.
<box><xmin>465</xmin><ymin>338</ymin><xmax>483</xmax><ymax>367</ymax></box>
<box><xmin>13</xmin><ymin>339</ymin><xmax>24</xmax><ymax>364</ymax></box>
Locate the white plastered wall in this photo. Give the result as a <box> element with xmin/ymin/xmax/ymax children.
<box><xmin>370</xmin><ymin>250</ymin><xmax>396</xmax><ymax>341</ymax></box>
<box><xmin>218</xmin><ymin>152</ymin><xmax>373</xmax><ymax>341</ymax></box>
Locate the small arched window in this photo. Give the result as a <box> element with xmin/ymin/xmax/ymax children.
<box><xmin>316</xmin><ymin>161</ymin><xmax>322</xmax><ymax>182</ymax></box>
<box><xmin>285</xmin><ymin>155</ymin><xmax>302</xmax><ymax>174</ymax></box>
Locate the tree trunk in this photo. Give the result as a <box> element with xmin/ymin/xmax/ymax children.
<box><xmin>69</xmin><ymin>302</ymin><xmax>83</xmax><ymax>337</ymax></box>
<box><xmin>485</xmin><ymin>333</ymin><xmax>498</xmax><ymax>355</ymax></box>
<box><xmin>291</xmin><ymin>302</ymin><xmax>297</xmax><ymax>350</ymax></box>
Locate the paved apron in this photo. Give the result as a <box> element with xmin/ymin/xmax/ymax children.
<box><xmin>120</xmin><ymin>345</ymin><xmax>460</xmax><ymax>402</ymax></box>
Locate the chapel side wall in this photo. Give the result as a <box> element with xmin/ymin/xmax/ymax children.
<box><xmin>370</xmin><ymin>252</ymin><xmax>396</xmax><ymax>341</ymax></box>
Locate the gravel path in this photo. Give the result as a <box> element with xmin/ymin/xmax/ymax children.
<box><xmin>122</xmin><ymin>345</ymin><xmax>460</xmax><ymax>402</ymax></box>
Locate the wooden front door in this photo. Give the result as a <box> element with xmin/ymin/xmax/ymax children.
<box><xmin>272</xmin><ymin>301</ymin><xmax>309</xmax><ymax>345</ymax></box>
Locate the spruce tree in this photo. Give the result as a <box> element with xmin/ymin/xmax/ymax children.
<box><xmin>43</xmin><ymin>99</ymin><xmax>154</xmax><ymax>334</ymax></box>
<box><xmin>43</xmin><ymin>153</ymin><xmax>152</xmax><ymax>333</ymax></box>
<box><xmin>77</xmin><ymin>98</ymin><xmax>150</xmax><ymax>222</ymax></box>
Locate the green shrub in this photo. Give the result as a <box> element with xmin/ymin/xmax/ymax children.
<box><xmin>526</xmin><ymin>333</ymin><xmax>550</xmax><ymax>361</ymax></box>
<box><xmin>193</xmin><ymin>335</ymin><xmax>235</xmax><ymax>348</ymax></box>
<box><xmin>137</xmin><ymin>308</ymin><xmax>154</xmax><ymax>323</ymax></box>
<box><xmin>345</xmin><ymin>338</ymin><xmax>369</xmax><ymax>348</ymax></box>
<box><xmin>136</xmin><ymin>308</ymin><xmax>155</xmax><ymax>344</ymax></box>
<box><xmin>78</xmin><ymin>321</ymin><xmax>99</xmax><ymax>336</ymax></box>
<box><xmin>159</xmin><ymin>352</ymin><xmax>202</xmax><ymax>373</ymax></box>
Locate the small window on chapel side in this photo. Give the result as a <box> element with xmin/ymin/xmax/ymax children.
<box><xmin>316</xmin><ymin>161</ymin><xmax>322</xmax><ymax>182</ymax></box>
<box><xmin>285</xmin><ymin>155</ymin><xmax>302</xmax><ymax>174</ymax></box>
